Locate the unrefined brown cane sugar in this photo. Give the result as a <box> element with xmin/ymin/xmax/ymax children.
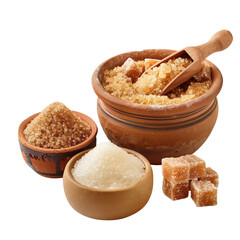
<box><xmin>162</xmin><ymin>157</ymin><xmax>190</xmax><ymax>184</ymax></box>
<box><xmin>162</xmin><ymin>178</ymin><xmax>189</xmax><ymax>200</ymax></box>
<box><xmin>182</xmin><ymin>155</ymin><xmax>206</xmax><ymax>179</ymax></box>
<box><xmin>103</xmin><ymin>57</ymin><xmax>212</xmax><ymax>105</ymax></box>
<box><xmin>199</xmin><ymin>167</ymin><xmax>219</xmax><ymax>187</ymax></box>
<box><xmin>24</xmin><ymin>102</ymin><xmax>91</xmax><ymax>149</ymax></box>
<box><xmin>144</xmin><ymin>58</ymin><xmax>159</xmax><ymax>70</ymax></box>
<box><xmin>190</xmin><ymin>180</ymin><xmax>217</xmax><ymax>207</ymax></box>
<box><xmin>162</xmin><ymin>155</ymin><xmax>219</xmax><ymax>206</ymax></box>
<box><xmin>122</xmin><ymin>58</ymin><xmax>144</xmax><ymax>83</ymax></box>
<box><xmin>189</xmin><ymin>178</ymin><xmax>198</xmax><ymax>190</ymax></box>
<box><xmin>134</xmin><ymin>57</ymin><xmax>192</xmax><ymax>95</ymax></box>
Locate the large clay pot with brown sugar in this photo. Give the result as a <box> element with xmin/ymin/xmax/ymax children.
<box><xmin>92</xmin><ymin>49</ymin><xmax>223</xmax><ymax>164</ymax></box>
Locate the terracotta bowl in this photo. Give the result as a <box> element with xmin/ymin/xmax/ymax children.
<box><xmin>18</xmin><ymin>111</ymin><xmax>98</xmax><ymax>178</ymax></box>
<box><xmin>92</xmin><ymin>49</ymin><xmax>223</xmax><ymax>165</ymax></box>
<box><xmin>63</xmin><ymin>148</ymin><xmax>153</xmax><ymax>220</ymax></box>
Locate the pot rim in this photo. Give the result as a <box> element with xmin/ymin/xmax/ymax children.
<box><xmin>92</xmin><ymin>49</ymin><xmax>223</xmax><ymax>116</ymax></box>
<box><xmin>63</xmin><ymin>147</ymin><xmax>153</xmax><ymax>193</ymax></box>
<box><xmin>18</xmin><ymin>111</ymin><xmax>98</xmax><ymax>154</ymax></box>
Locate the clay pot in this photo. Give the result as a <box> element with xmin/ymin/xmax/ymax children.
<box><xmin>18</xmin><ymin>111</ymin><xmax>98</xmax><ymax>178</ymax></box>
<box><xmin>63</xmin><ymin>148</ymin><xmax>153</xmax><ymax>220</ymax></box>
<box><xmin>92</xmin><ymin>49</ymin><xmax>223</xmax><ymax>164</ymax></box>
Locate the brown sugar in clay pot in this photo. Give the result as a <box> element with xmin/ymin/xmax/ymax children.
<box><xmin>63</xmin><ymin>148</ymin><xmax>153</xmax><ymax>220</ymax></box>
<box><xmin>92</xmin><ymin>49</ymin><xmax>223</xmax><ymax>164</ymax></box>
<box><xmin>18</xmin><ymin>112</ymin><xmax>98</xmax><ymax>178</ymax></box>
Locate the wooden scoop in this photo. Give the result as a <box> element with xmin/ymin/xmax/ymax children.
<box><xmin>143</xmin><ymin>30</ymin><xmax>233</xmax><ymax>95</ymax></box>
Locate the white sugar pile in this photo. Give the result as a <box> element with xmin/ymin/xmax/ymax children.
<box><xmin>71</xmin><ymin>142</ymin><xmax>145</xmax><ymax>190</ymax></box>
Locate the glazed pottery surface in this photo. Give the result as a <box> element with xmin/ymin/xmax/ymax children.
<box><xmin>18</xmin><ymin>111</ymin><xmax>98</xmax><ymax>178</ymax></box>
<box><xmin>92</xmin><ymin>49</ymin><xmax>223</xmax><ymax>164</ymax></box>
<box><xmin>63</xmin><ymin>148</ymin><xmax>153</xmax><ymax>220</ymax></box>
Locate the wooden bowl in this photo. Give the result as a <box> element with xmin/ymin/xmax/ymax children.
<box><xmin>92</xmin><ymin>49</ymin><xmax>223</xmax><ymax>164</ymax></box>
<box><xmin>63</xmin><ymin>148</ymin><xmax>153</xmax><ymax>220</ymax></box>
<box><xmin>18</xmin><ymin>111</ymin><xmax>98</xmax><ymax>178</ymax></box>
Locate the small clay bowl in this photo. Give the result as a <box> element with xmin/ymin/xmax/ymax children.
<box><xmin>18</xmin><ymin>111</ymin><xmax>98</xmax><ymax>178</ymax></box>
<box><xmin>63</xmin><ymin>148</ymin><xmax>153</xmax><ymax>220</ymax></box>
<box><xmin>92</xmin><ymin>49</ymin><xmax>223</xmax><ymax>164</ymax></box>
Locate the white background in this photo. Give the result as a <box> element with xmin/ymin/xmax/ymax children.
<box><xmin>0</xmin><ymin>0</ymin><xmax>239</xmax><ymax>239</ymax></box>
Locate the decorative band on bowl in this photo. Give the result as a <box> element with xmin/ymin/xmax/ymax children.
<box><xmin>98</xmin><ymin>99</ymin><xmax>217</xmax><ymax>130</ymax></box>
<box><xmin>19</xmin><ymin>139</ymin><xmax>96</xmax><ymax>177</ymax></box>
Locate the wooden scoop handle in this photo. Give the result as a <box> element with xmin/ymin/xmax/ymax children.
<box><xmin>197</xmin><ymin>30</ymin><xmax>233</xmax><ymax>59</ymax></box>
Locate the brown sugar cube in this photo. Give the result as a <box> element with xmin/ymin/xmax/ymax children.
<box><xmin>162</xmin><ymin>157</ymin><xmax>190</xmax><ymax>184</ymax></box>
<box><xmin>122</xmin><ymin>58</ymin><xmax>142</xmax><ymax>83</ymax></box>
<box><xmin>163</xmin><ymin>178</ymin><xmax>189</xmax><ymax>200</ymax></box>
<box><xmin>144</xmin><ymin>58</ymin><xmax>160</xmax><ymax>70</ymax></box>
<box><xmin>190</xmin><ymin>180</ymin><xmax>217</xmax><ymax>207</ymax></box>
<box><xmin>193</xmin><ymin>61</ymin><xmax>212</xmax><ymax>82</ymax></box>
<box><xmin>182</xmin><ymin>155</ymin><xmax>206</xmax><ymax>179</ymax></box>
<box><xmin>199</xmin><ymin>167</ymin><xmax>219</xmax><ymax>187</ymax></box>
<box><xmin>189</xmin><ymin>178</ymin><xmax>198</xmax><ymax>190</ymax></box>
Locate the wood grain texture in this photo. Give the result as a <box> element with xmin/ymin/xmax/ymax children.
<box><xmin>154</xmin><ymin>30</ymin><xmax>233</xmax><ymax>95</ymax></box>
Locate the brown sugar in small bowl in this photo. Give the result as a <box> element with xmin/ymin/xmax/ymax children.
<box><xmin>18</xmin><ymin>112</ymin><xmax>98</xmax><ymax>178</ymax></box>
<box><xmin>63</xmin><ymin>148</ymin><xmax>153</xmax><ymax>220</ymax></box>
<box><xmin>92</xmin><ymin>49</ymin><xmax>223</xmax><ymax>165</ymax></box>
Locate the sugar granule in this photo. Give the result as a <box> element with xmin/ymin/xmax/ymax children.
<box><xmin>134</xmin><ymin>57</ymin><xmax>192</xmax><ymax>95</ymax></box>
<box><xmin>72</xmin><ymin>142</ymin><xmax>145</xmax><ymax>190</ymax></box>
<box><xmin>24</xmin><ymin>102</ymin><xmax>91</xmax><ymax>149</ymax></box>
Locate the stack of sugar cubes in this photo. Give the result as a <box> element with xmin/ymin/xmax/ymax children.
<box><xmin>162</xmin><ymin>155</ymin><xmax>219</xmax><ymax>207</ymax></box>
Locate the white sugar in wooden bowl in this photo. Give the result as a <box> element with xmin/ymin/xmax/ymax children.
<box><xmin>72</xmin><ymin>142</ymin><xmax>145</xmax><ymax>190</ymax></box>
<box><xmin>63</xmin><ymin>143</ymin><xmax>153</xmax><ymax>220</ymax></box>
